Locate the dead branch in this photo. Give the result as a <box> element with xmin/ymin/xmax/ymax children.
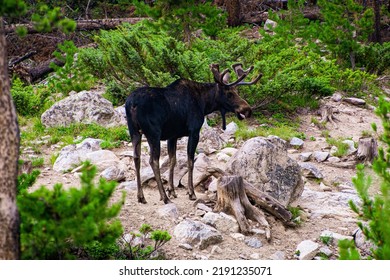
<box><xmin>5</xmin><ymin>17</ymin><xmax>145</xmax><ymax>34</ymax></box>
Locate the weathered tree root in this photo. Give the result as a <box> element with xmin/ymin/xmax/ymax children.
<box><xmin>319</xmin><ymin>105</ymin><xmax>340</xmax><ymax>128</ymax></box>
<box><xmin>214</xmin><ymin>175</ymin><xmax>295</xmax><ymax>241</ymax></box>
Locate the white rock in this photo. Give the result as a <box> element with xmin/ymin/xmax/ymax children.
<box><xmin>296</xmin><ymin>240</ymin><xmax>319</xmax><ymax>260</ymax></box>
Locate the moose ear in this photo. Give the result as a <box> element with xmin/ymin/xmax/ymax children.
<box><xmin>222</xmin><ymin>72</ymin><xmax>230</xmax><ymax>84</ymax></box>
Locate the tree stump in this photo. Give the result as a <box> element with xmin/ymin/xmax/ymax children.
<box><xmin>357</xmin><ymin>137</ymin><xmax>378</xmax><ymax>163</ymax></box>
<box><xmin>319</xmin><ymin>105</ymin><xmax>339</xmax><ymax>128</ymax></box>
<box><xmin>214</xmin><ymin>176</ymin><xmax>292</xmax><ymax>240</ymax></box>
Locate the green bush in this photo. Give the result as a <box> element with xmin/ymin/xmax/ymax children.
<box><xmin>48</xmin><ymin>40</ymin><xmax>95</xmax><ymax>95</ymax></box>
<box><xmin>356</xmin><ymin>42</ymin><xmax>390</xmax><ymax>75</ymax></box>
<box><xmin>18</xmin><ymin>162</ymin><xmax>125</xmax><ymax>259</ymax></box>
<box><xmin>339</xmin><ymin>98</ymin><xmax>390</xmax><ymax>260</ymax></box>
<box><xmin>11</xmin><ymin>78</ymin><xmax>41</xmax><ymax>116</ymax></box>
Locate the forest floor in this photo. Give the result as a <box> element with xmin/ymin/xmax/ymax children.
<box><xmin>29</xmin><ymin>95</ymin><xmax>384</xmax><ymax>260</ymax></box>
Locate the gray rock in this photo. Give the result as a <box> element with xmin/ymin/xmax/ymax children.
<box><xmin>300</xmin><ymin>188</ymin><xmax>360</xmax><ymax>218</ymax></box>
<box><xmin>220</xmin><ymin>147</ymin><xmax>238</xmax><ymax>157</ymax></box>
<box><xmin>207</xmin><ymin>177</ymin><xmax>218</xmax><ymax>193</ymax></box>
<box><xmin>296</xmin><ymin>240</ymin><xmax>319</xmax><ymax>260</ymax></box>
<box><xmin>298</xmin><ymin>152</ymin><xmax>312</xmax><ymax>162</ymax></box>
<box><xmin>223</xmin><ymin>122</ymin><xmax>239</xmax><ymax>138</ymax></box>
<box><xmin>270</xmin><ymin>251</ymin><xmax>285</xmax><ymax>260</ymax></box>
<box><xmin>343</xmin><ymin>97</ymin><xmax>366</xmax><ymax>106</ymax></box>
<box><xmin>173</xmin><ymin>219</ymin><xmax>223</xmax><ymax>250</ymax></box>
<box><xmin>299</xmin><ymin>162</ymin><xmax>324</xmax><ymax>179</ymax></box>
<box><xmin>41</xmin><ymin>90</ymin><xmax>124</xmax><ymax>128</ymax></box>
<box><xmin>227</xmin><ymin>136</ymin><xmax>304</xmax><ymax>206</ymax></box>
<box><xmin>313</xmin><ymin>151</ymin><xmax>329</xmax><ymax>162</ymax></box>
<box><xmin>320</xmin><ymin>230</ymin><xmax>353</xmax><ymax>246</ymax></box>
<box><xmin>158</xmin><ymin>203</ymin><xmax>179</xmax><ymax>221</ymax></box>
<box><xmin>342</xmin><ymin>139</ymin><xmax>357</xmax><ymax>155</ymax></box>
<box><xmin>179</xmin><ymin>243</ymin><xmax>193</xmax><ymax>251</ymax></box>
<box><xmin>245</xmin><ymin>237</ymin><xmax>263</xmax><ymax>248</ymax></box>
<box><xmin>332</xmin><ymin>92</ymin><xmax>343</xmax><ymax>102</ymax></box>
<box><xmin>264</xmin><ymin>19</ymin><xmax>277</xmax><ymax>31</ymax></box>
<box><xmin>53</xmin><ymin>138</ymin><xmax>103</xmax><ymax>172</ymax></box>
<box><xmin>327</xmin><ymin>156</ymin><xmax>341</xmax><ymax>163</ymax></box>
<box><xmin>100</xmin><ymin>165</ymin><xmax>126</xmax><ymax>181</ymax></box>
<box><xmin>201</xmin><ymin>212</ymin><xmax>240</xmax><ymax>233</ymax></box>
<box><xmin>181</xmin><ymin>153</ymin><xmax>211</xmax><ymax>188</ymax></box>
<box><xmin>196</xmin><ymin>203</ymin><xmax>213</xmax><ymax>212</ymax></box>
<box><xmin>290</xmin><ymin>137</ymin><xmax>304</xmax><ymax>148</ymax></box>
<box><xmin>118</xmin><ymin>181</ymin><xmax>137</xmax><ymax>192</ymax></box>
<box><xmin>319</xmin><ymin>246</ymin><xmax>333</xmax><ymax>257</ymax></box>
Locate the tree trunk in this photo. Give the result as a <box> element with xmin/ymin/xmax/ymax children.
<box><xmin>225</xmin><ymin>0</ymin><xmax>242</xmax><ymax>27</ymax></box>
<box><xmin>0</xmin><ymin>18</ymin><xmax>20</xmax><ymax>260</ymax></box>
<box><xmin>372</xmin><ymin>0</ymin><xmax>382</xmax><ymax>43</ymax></box>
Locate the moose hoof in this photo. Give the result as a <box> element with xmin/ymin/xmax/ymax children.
<box><xmin>163</xmin><ymin>198</ymin><xmax>173</xmax><ymax>204</ymax></box>
<box><xmin>168</xmin><ymin>190</ymin><xmax>177</xmax><ymax>198</ymax></box>
<box><xmin>188</xmin><ymin>193</ymin><xmax>197</xmax><ymax>201</ymax></box>
<box><xmin>138</xmin><ymin>197</ymin><xmax>147</xmax><ymax>204</ymax></box>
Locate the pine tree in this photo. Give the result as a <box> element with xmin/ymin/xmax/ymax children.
<box><xmin>340</xmin><ymin>97</ymin><xmax>390</xmax><ymax>260</ymax></box>
<box><xmin>317</xmin><ymin>0</ymin><xmax>374</xmax><ymax>69</ymax></box>
<box><xmin>132</xmin><ymin>0</ymin><xmax>226</xmax><ymax>42</ymax></box>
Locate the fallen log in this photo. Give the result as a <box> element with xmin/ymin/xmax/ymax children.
<box><xmin>5</xmin><ymin>17</ymin><xmax>145</xmax><ymax>34</ymax></box>
<box><xmin>13</xmin><ymin>58</ymin><xmax>65</xmax><ymax>83</ymax></box>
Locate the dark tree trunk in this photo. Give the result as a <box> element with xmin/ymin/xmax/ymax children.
<box><xmin>0</xmin><ymin>17</ymin><xmax>20</xmax><ymax>260</ymax></box>
<box><xmin>372</xmin><ymin>0</ymin><xmax>382</xmax><ymax>43</ymax></box>
<box><xmin>225</xmin><ymin>0</ymin><xmax>242</xmax><ymax>27</ymax></box>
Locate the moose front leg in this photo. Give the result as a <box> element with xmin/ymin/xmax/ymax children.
<box><xmin>167</xmin><ymin>138</ymin><xmax>178</xmax><ymax>198</ymax></box>
<box><xmin>132</xmin><ymin>132</ymin><xmax>146</xmax><ymax>204</ymax></box>
<box><xmin>187</xmin><ymin>132</ymin><xmax>200</xmax><ymax>200</ymax></box>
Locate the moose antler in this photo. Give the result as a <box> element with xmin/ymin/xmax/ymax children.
<box><xmin>232</xmin><ymin>63</ymin><xmax>263</xmax><ymax>86</ymax></box>
<box><xmin>210</xmin><ymin>63</ymin><xmax>262</xmax><ymax>87</ymax></box>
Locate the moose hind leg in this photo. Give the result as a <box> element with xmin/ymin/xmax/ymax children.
<box><xmin>148</xmin><ymin>138</ymin><xmax>171</xmax><ymax>204</ymax></box>
<box><xmin>167</xmin><ymin>138</ymin><xmax>178</xmax><ymax>198</ymax></box>
<box><xmin>132</xmin><ymin>133</ymin><xmax>146</xmax><ymax>204</ymax></box>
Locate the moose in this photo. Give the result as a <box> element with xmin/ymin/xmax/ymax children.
<box><xmin>125</xmin><ymin>63</ymin><xmax>261</xmax><ymax>204</ymax></box>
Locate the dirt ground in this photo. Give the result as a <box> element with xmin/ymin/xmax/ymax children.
<box><xmin>28</xmin><ymin>96</ymin><xmax>384</xmax><ymax>260</ymax></box>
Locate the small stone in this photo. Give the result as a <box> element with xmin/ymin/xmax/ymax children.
<box><xmin>331</xmin><ymin>92</ymin><xmax>343</xmax><ymax>102</ymax></box>
<box><xmin>319</xmin><ymin>246</ymin><xmax>333</xmax><ymax>257</ymax></box>
<box><xmin>320</xmin><ymin>230</ymin><xmax>353</xmax><ymax>246</ymax></box>
<box><xmin>313</xmin><ymin>151</ymin><xmax>329</xmax><ymax>162</ymax></box>
<box><xmin>210</xmin><ymin>245</ymin><xmax>223</xmax><ymax>255</ymax></box>
<box><xmin>196</xmin><ymin>203</ymin><xmax>213</xmax><ymax>212</ymax></box>
<box><xmin>343</xmin><ymin>97</ymin><xmax>366</xmax><ymax>106</ymax></box>
<box><xmin>245</xmin><ymin>237</ymin><xmax>263</xmax><ymax>248</ymax></box>
<box><xmin>299</xmin><ymin>152</ymin><xmax>312</xmax><ymax>162</ymax></box>
<box><xmin>270</xmin><ymin>251</ymin><xmax>285</xmax><ymax>260</ymax></box>
<box><xmin>230</xmin><ymin>233</ymin><xmax>245</xmax><ymax>241</ymax></box>
<box><xmin>296</xmin><ymin>240</ymin><xmax>319</xmax><ymax>260</ymax></box>
<box><xmin>179</xmin><ymin>243</ymin><xmax>193</xmax><ymax>251</ymax></box>
<box><xmin>250</xmin><ymin>253</ymin><xmax>261</xmax><ymax>260</ymax></box>
<box><xmin>290</xmin><ymin>137</ymin><xmax>304</xmax><ymax>148</ymax></box>
<box><xmin>327</xmin><ymin>156</ymin><xmax>341</xmax><ymax>163</ymax></box>
<box><xmin>320</xmin><ymin>182</ymin><xmax>332</xmax><ymax>192</ymax></box>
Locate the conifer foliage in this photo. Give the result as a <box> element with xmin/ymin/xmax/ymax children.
<box><xmin>339</xmin><ymin>98</ymin><xmax>390</xmax><ymax>260</ymax></box>
<box><xmin>17</xmin><ymin>162</ymin><xmax>125</xmax><ymax>259</ymax></box>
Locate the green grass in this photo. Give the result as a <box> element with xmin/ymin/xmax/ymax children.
<box><xmin>234</xmin><ymin>120</ymin><xmax>301</xmax><ymax>141</ymax></box>
<box><xmin>21</xmin><ymin>119</ymin><xmax>129</xmax><ymax>148</ymax></box>
<box><xmin>326</xmin><ymin>137</ymin><xmax>351</xmax><ymax>157</ymax></box>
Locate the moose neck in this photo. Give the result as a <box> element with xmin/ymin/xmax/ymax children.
<box><xmin>203</xmin><ymin>83</ymin><xmax>222</xmax><ymax>115</ymax></box>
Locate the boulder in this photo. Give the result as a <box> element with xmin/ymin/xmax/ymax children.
<box><xmin>201</xmin><ymin>212</ymin><xmax>240</xmax><ymax>233</ymax></box>
<box><xmin>173</xmin><ymin>219</ymin><xmax>223</xmax><ymax>250</ymax></box>
<box><xmin>227</xmin><ymin>136</ymin><xmax>304</xmax><ymax>206</ymax></box>
<box><xmin>53</xmin><ymin>138</ymin><xmax>102</xmax><ymax>172</ymax></box>
<box><xmin>41</xmin><ymin>90</ymin><xmax>125</xmax><ymax>128</ymax></box>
